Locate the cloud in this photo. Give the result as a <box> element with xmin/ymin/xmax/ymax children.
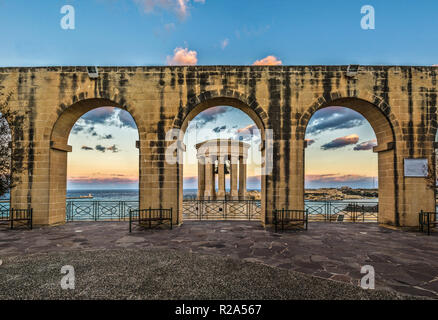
<box><xmin>235</xmin><ymin>124</ymin><xmax>260</xmax><ymax>141</ymax></box>
<box><xmin>117</xmin><ymin>110</ymin><xmax>137</xmax><ymax>129</ymax></box>
<box><xmin>212</xmin><ymin>125</ymin><xmax>227</xmax><ymax>133</ymax></box>
<box><xmin>107</xmin><ymin>144</ymin><xmax>120</xmax><ymax>153</ymax></box>
<box><xmin>252</xmin><ymin>55</ymin><xmax>282</xmax><ymax>66</ymax></box>
<box><xmin>306</xmin><ymin>107</ymin><xmax>365</xmax><ymax>135</ymax></box>
<box><xmin>95</xmin><ymin>145</ymin><xmax>106</xmax><ymax>153</ymax></box>
<box><xmin>133</xmin><ymin>0</ymin><xmax>204</xmax><ymax>19</ymax></box>
<box><xmin>81</xmin><ymin>146</ymin><xmax>93</xmax><ymax>151</ymax></box>
<box><xmin>305</xmin><ymin>139</ymin><xmax>315</xmax><ymax>147</ymax></box>
<box><xmin>192</xmin><ymin>106</ymin><xmax>229</xmax><ymax>127</ymax></box>
<box><xmin>82</xmin><ymin>107</ymin><xmax>115</xmax><ymax>124</ymax></box>
<box><xmin>71</xmin><ymin>108</ymin><xmax>137</xmax><ymax>139</ymax></box>
<box><xmin>321</xmin><ymin>134</ymin><xmax>359</xmax><ymax>150</ymax></box>
<box><xmin>354</xmin><ymin>139</ymin><xmax>377</xmax><ymax>151</ymax></box>
<box><xmin>68</xmin><ymin>174</ymin><xmax>138</xmax><ymax>186</ymax></box>
<box><xmin>220</xmin><ymin>38</ymin><xmax>229</xmax><ymax>50</ymax></box>
<box><xmin>166</xmin><ymin>47</ymin><xmax>198</xmax><ymax>65</ymax></box>
<box><xmin>71</xmin><ymin>124</ymin><xmax>98</xmax><ymax>137</ymax></box>
<box><xmin>71</xmin><ymin>124</ymin><xmax>84</xmax><ymax>134</ymax></box>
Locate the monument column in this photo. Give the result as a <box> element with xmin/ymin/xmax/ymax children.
<box><xmin>230</xmin><ymin>155</ymin><xmax>239</xmax><ymax>199</ymax></box>
<box><xmin>238</xmin><ymin>156</ymin><xmax>247</xmax><ymax>199</ymax></box>
<box><xmin>204</xmin><ymin>157</ymin><xmax>215</xmax><ymax>199</ymax></box>
<box><xmin>217</xmin><ymin>156</ymin><xmax>226</xmax><ymax>199</ymax></box>
<box><xmin>197</xmin><ymin>156</ymin><xmax>205</xmax><ymax>199</ymax></box>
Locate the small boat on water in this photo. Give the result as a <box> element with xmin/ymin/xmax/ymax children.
<box><xmin>67</xmin><ymin>193</ymin><xmax>94</xmax><ymax>200</ymax></box>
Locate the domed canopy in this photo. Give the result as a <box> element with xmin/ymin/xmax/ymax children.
<box><xmin>195</xmin><ymin>139</ymin><xmax>250</xmax><ymax>160</ymax></box>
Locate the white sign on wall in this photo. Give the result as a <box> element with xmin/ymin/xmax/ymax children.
<box><xmin>404</xmin><ymin>158</ymin><xmax>428</xmax><ymax>177</ymax></box>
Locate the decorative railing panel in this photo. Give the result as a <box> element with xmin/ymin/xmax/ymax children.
<box><xmin>305</xmin><ymin>201</ymin><xmax>378</xmax><ymax>222</ymax></box>
<box><xmin>183</xmin><ymin>199</ymin><xmax>261</xmax><ymax>221</ymax></box>
<box><xmin>0</xmin><ymin>200</ymin><xmax>10</xmax><ymax>214</ymax></box>
<box><xmin>66</xmin><ymin>201</ymin><xmax>139</xmax><ymax>221</ymax></box>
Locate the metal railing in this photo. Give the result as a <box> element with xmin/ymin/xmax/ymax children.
<box><xmin>305</xmin><ymin>201</ymin><xmax>378</xmax><ymax>222</ymax></box>
<box><xmin>66</xmin><ymin>200</ymin><xmax>139</xmax><ymax>221</ymax></box>
<box><xmin>419</xmin><ymin>210</ymin><xmax>437</xmax><ymax>235</ymax></box>
<box><xmin>0</xmin><ymin>200</ymin><xmax>10</xmax><ymax>212</ymax></box>
<box><xmin>183</xmin><ymin>199</ymin><xmax>262</xmax><ymax>221</ymax></box>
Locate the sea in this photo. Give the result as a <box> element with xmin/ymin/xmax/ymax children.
<box><xmin>65</xmin><ymin>189</ymin><xmax>379</xmax><ymax>205</ymax></box>
<box><xmin>0</xmin><ymin>188</ymin><xmax>380</xmax><ymax>205</ymax></box>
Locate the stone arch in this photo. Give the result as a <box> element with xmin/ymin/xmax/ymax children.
<box><xmin>43</xmin><ymin>89</ymin><xmax>141</xmax><ymax>141</ymax></box>
<box><xmin>172</xmin><ymin>90</ymin><xmax>269</xmax><ymax>134</ymax></box>
<box><xmin>297</xmin><ymin>91</ymin><xmax>402</xmax><ymax>145</ymax></box>
<box><xmin>47</xmin><ymin>97</ymin><xmax>141</xmax><ymax>225</ymax></box>
<box><xmin>298</xmin><ymin>91</ymin><xmax>402</xmax><ymax>226</ymax></box>
<box><xmin>172</xmin><ymin>90</ymin><xmax>269</xmax><ymax>224</ymax></box>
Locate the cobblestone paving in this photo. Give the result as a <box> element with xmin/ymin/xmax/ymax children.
<box><xmin>0</xmin><ymin>221</ymin><xmax>437</xmax><ymax>299</ymax></box>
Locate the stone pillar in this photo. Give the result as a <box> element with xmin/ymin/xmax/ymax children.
<box><xmin>204</xmin><ymin>157</ymin><xmax>215</xmax><ymax>199</ymax></box>
<box><xmin>197</xmin><ymin>157</ymin><xmax>205</xmax><ymax>199</ymax></box>
<box><xmin>238</xmin><ymin>156</ymin><xmax>247</xmax><ymax>199</ymax></box>
<box><xmin>217</xmin><ymin>156</ymin><xmax>226</xmax><ymax>199</ymax></box>
<box><xmin>230</xmin><ymin>155</ymin><xmax>239</xmax><ymax>199</ymax></box>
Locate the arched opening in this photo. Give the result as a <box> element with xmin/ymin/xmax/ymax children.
<box><xmin>49</xmin><ymin>99</ymin><xmax>139</xmax><ymax>225</ymax></box>
<box><xmin>176</xmin><ymin>97</ymin><xmax>267</xmax><ymax>223</ymax></box>
<box><xmin>302</xmin><ymin>98</ymin><xmax>397</xmax><ymax>225</ymax></box>
<box><xmin>0</xmin><ymin>114</ymin><xmax>12</xmax><ymax>214</ymax></box>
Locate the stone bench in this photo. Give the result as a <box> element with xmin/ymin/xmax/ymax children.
<box><xmin>273</xmin><ymin>209</ymin><xmax>308</xmax><ymax>232</ymax></box>
<box><xmin>129</xmin><ymin>208</ymin><xmax>173</xmax><ymax>232</ymax></box>
<box><xmin>0</xmin><ymin>208</ymin><xmax>33</xmax><ymax>230</ymax></box>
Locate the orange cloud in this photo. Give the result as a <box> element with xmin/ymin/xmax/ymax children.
<box><xmin>305</xmin><ymin>139</ymin><xmax>315</xmax><ymax>147</ymax></box>
<box><xmin>167</xmin><ymin>47</ymin><xmax>198</xmax><ymax>65</ymax></box>
<box><xmin>321</xmin><ymin>134</ymin><xmax>359</xmax><ymax>150</ymax></box>
<box><xmin>252</xmin><ymin>55</ymin><xmax>282</xmax><ymax>66</ymax></box>
<box><xmin>237</xmin><ymin>124</ymin><xmax>258</xmax><ymax>135</ymax></box>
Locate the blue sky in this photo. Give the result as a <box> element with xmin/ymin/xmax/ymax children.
<box><xmin>0</xmin><ymin>0</ymin><xmax>437</xmax><ymax>66</ymax></box>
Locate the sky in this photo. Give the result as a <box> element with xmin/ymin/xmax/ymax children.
<box><xmin>0</xmin><ymin>1</ymin><xmax>437</xmax><ymax>66</ymax></box>
<box><xmin>66</xmin><ymin>105</ymin><xmax>377</xmax><ymax>190</ymax></box>
<box><xmin>1</xmin><ymin>0</ymin><xmax>436</xmax><ymax>190</ymax></box>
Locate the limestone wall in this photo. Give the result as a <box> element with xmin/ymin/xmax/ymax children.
<box><xmin>0</xmin><ymin>66</ymin><xmax>436</xmax><ymax>228</ymax></box>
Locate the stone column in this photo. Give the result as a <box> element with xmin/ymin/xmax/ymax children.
<box><xmin>238</xmin><ymin>156</ymin><xmax>247</xmax><ymax>199</ymax></box>
<box><xmin>217</xmin><ymin>156</ymin><xmax>226</xmax><ymax>199</ymax></box>
<box><xmin>197</xmin><ymin>157</ymin><xmax>205</xmax><ymax>199</ymax></box>
<box><xmin>230</xmin><ymin>155</ymin><xmax>239</xmax><ymax>199</ymax></box>
<box><xmin>204</xmin><ymin>157</ymin><xmax>215</xmax><ymax>199</ymax></box>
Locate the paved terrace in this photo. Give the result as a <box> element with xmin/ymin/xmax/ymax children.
<box><xmin>0</xmin><ymin>221</ymin><xmax>437</xmax><ymax>299</ymax></box>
